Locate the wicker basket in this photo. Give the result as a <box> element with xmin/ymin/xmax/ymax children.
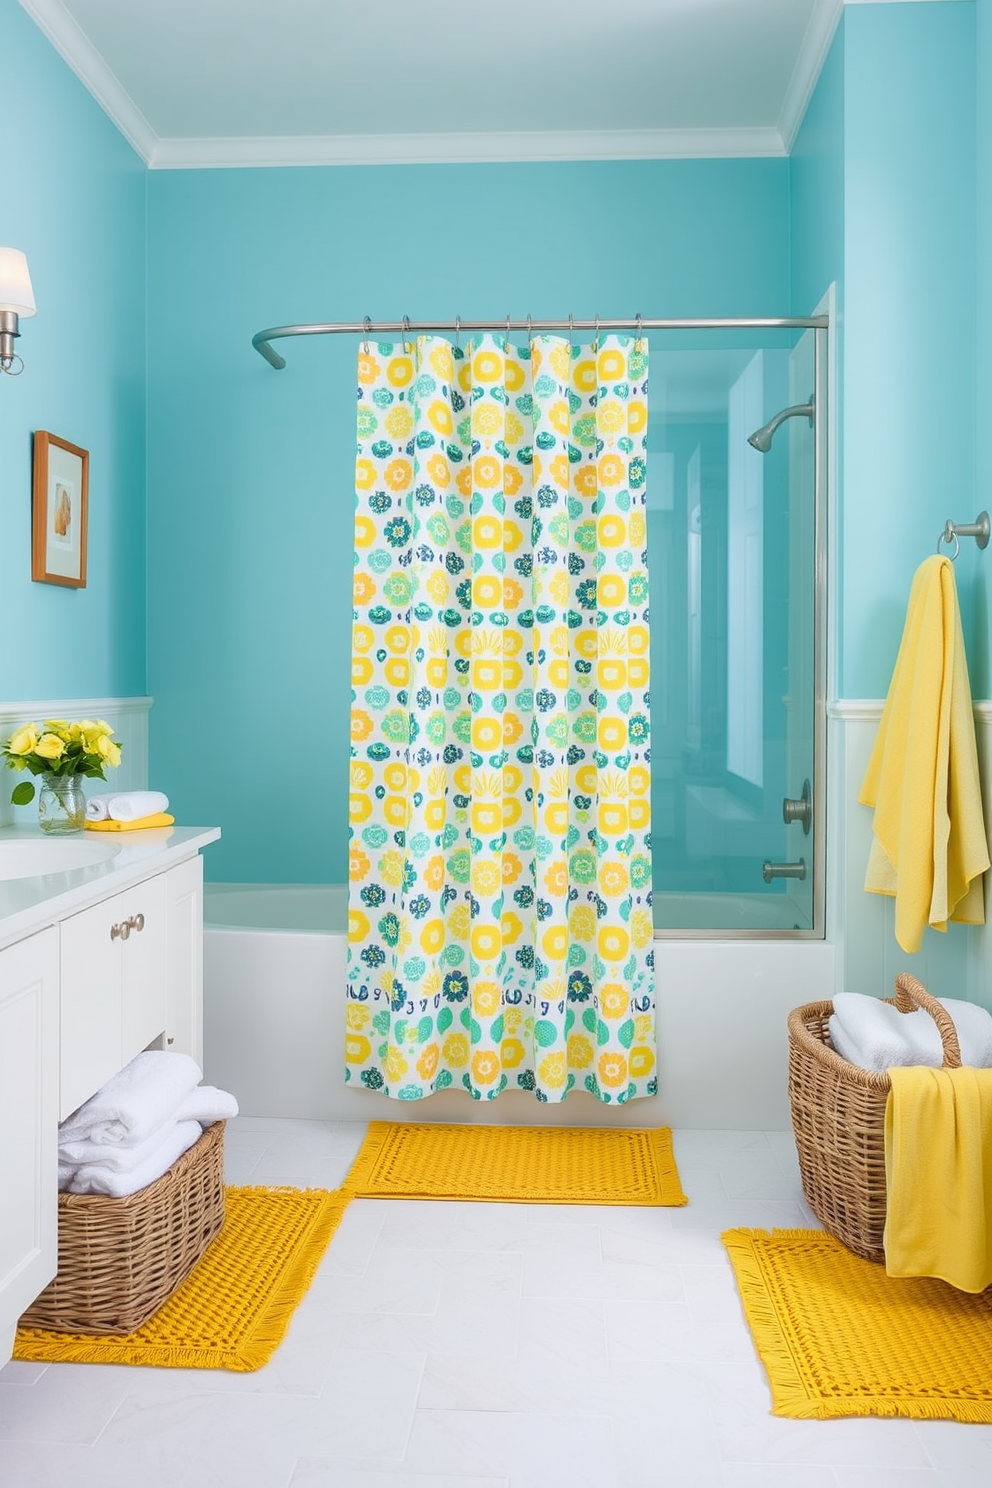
<box><xmin>20</xmin><ymin>1119</ymin><xmax>226</xmax><ymax>1336</ymax></box>
<box><xmin>787</xmin><ymin>973</ymin><xmax>961</xmax><ymax>1262</ymax></box>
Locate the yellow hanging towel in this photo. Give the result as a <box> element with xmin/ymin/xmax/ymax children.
<box><xmin>859</xmin><ymin>554</ymin><xmax>988</xmax><ymax>953</ymax></box>
<box><xmin>884</xmin><ymin>1064</ymin><xmax>992</xmax><ymax>1292</ymax></box>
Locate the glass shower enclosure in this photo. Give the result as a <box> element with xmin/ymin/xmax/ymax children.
<box><xmin>646</xmin><ymin>322</ymin><xmax>826</xmax><ymax>936</ymax></box>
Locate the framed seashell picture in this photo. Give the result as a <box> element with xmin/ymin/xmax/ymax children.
<box><xmin>31</xmin><ymin>430</ymin><xmax>88</xmax><ymax>587</ymax></box>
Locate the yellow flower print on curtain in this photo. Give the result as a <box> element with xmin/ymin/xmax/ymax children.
<box><xmin>346</xmin><ymin>332</ymin><xmax>654</xmax><ymax>1103</ymax></box>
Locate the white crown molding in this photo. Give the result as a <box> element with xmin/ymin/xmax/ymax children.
<box><xmin>17</xmin><ymin>0</ymin><xmax>786</xmax><ymax>169</ymax></box>
<box><xmin>778</xmin><ymin>0</ymin><xmax>844</xmax><ymax>155</ymax></box>
<box><xmin>18</xmin><ymin>0</ymin><xmax>157</xmax><ymax>163</ymax></box>
<box><xmin>27</xmin><ymin>0</ymin><xmax>957</xmax><ymax>173</ymax></box>
<box><xmin>147</xmin><ymin>126</ymin><xmax>787</xmax><ymax>171</ymax></box>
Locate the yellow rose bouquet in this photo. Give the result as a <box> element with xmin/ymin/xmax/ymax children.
<box><xmin>3</xmin><ymin>719</ymin><xmax>123</xmax><ymax>805</ymax></box>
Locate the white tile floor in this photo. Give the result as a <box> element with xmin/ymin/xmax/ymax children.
<box><xmin>2</xmin><ymin>1119</ymin><xmax>991</xmax><ymax>1487</ymax></box>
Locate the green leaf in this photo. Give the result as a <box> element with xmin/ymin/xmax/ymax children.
<box><xmin>11</xmin><ymin>781</ymin><xmax>35</xmax><ymax>805</ymax></box>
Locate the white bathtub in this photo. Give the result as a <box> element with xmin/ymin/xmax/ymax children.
<box><xmin>203</xmin><ymin>882</ymin><xmax>835</xmax><ymax>1129</ymax></box>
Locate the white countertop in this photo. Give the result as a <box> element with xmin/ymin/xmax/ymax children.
<box><xmin>0</xmin><ymin>824</ymin><xmax>221</xmax><ymax>953</ymax></box>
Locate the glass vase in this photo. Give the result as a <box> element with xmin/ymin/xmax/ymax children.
<box><xmin>38</xmin><ymin>773</ymin><xmax>87</xmax><ymax>834</ymax></box>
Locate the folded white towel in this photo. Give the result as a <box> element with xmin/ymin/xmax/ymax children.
<box><xmin>87</xmin><ymin>790</ymin><xmax>170</xmax><ymax>823</ymax></box>
<box><xmin>175</xmin><ymin>1085</ymin><xmax>239</xmax><ymax>1127</ymax></box>
<box><xmin>60</xmin><ymin>1111</ymin><xmax>202</xmax><ymax>1170</ymax></box>
<box><xmin>58</xmin><ymin>1051</ymin><xmax>202</xmax><ymax>1147</ymax></box>
<box><xmin>829</xmin><ymin>992</ymin><xmax>992</xmax><ymax>1070</ymax></box>
<box><xmin>67</xmin><ymin>1120</ymin><xmax>202</xmax><ymax>1197</ymax></box>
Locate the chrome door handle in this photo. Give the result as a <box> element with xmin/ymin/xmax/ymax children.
<box><xmin>782</xmin><ymin>779</ymin><xmax>812</xmax><ymax>834</ymax></box>
<box><xmin>763</xmin><ymin>859</ymin><xmax>807</xmax><ymax>883</ymax></box>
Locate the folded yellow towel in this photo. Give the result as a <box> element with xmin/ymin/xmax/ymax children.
<box><xmin>85</xmin><ymin>813</ymin><xmax>175</xmax><ymax>832</ymax></box>
<box><xmin>884</xmin><ymin>1064</ymin><xmax>992</xmax><ymax>1292</ymax></box>
<box><xmin>859</xmin><ymin>554</ymin><xmax>988</xmax><ymax>953</ymax></box>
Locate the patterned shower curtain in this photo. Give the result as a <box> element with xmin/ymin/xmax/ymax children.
<box><xmin>345</xmin><ymin>332</ymin><xmax>654</xmax><ymax>1103</ymax></box>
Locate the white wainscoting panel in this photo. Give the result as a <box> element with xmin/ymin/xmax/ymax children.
<box><xmin>0</xmin><ymin>698</ymin><xmax>151</xmax><ymax>829</ymax></box>
<box><xmin>828</xmin><ymin>699</ymin><xmax>992</xmax><ymax>1009</ymax></box>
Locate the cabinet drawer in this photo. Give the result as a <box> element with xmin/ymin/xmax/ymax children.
<box><xmin>59</xmin><ymin>874</ymin><xmax>170</xmax><ymax>1120</ymax></box>
<box><xmin>120</xmin><ymin>873</ymin><xmax>168</xmax><ymax>1065</ymax></box>
<box><xmin>60</xmin><ymin>901</ymin><xmax>123</xmax><ymax>1120</ymax></box>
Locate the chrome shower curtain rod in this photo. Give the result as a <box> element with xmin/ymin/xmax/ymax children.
<box><xmin>251</xmin><ymin>314</ymin><xmax>828</xmax><ymax>369</ymax></box>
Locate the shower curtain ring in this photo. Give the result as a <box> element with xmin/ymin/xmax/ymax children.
<box><xmin>526</xmin><ymin>313</ymin><xmax>533</xmax><ymax>345</ymax></box>
<box><xmin>362</xmin><ymin>315</ymin><xmax>372</xmax><ymax>354</ymax></box>
<box><xmin>505</xmin><ymin>312</ymin><xmax>511</xmax><ymax>352</ymax></box>
<box><xmin>568</xmin><ymin>313</ymin><xmax>574</xmax><ymax>347</ymax></box>
<box><xmin>593</xmin><ymin>313</ymin><xmax>600</xmax><ymax>352</ymax></box>
<box><xmin>402</xmin><ymin>315</ymin><xmax>412</xmax><ymax>355</ymax></box>
<box><xmin>635</xmin><ymin>310</ymin><xmax>643</xmax><ymax>344</ymax></box>
<box><xmin>454</xmin><ymin>315</ymin><xmax>461</xmax><ymax>351</ymax></box>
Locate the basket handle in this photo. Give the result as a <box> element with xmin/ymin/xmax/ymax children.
<box><xmin>893</xmin><ymin>972</ymin><xmax>962</xmax><ymax>1069</ymax></box>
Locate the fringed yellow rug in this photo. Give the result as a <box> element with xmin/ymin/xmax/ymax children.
<box><xmin>14</xmin><ymin>1186</ymin><xmax>349</xmax><ymax>1372</ymax></box>
<box><xmin>724</xmin><ymin>1227</ymin><xmax>992</xmax><ymax>1423</ymax></box>
<box><xmin>344</xmin><ymin>1121</ymin><xmax>686</xmax><ymax>1206</ymax></box>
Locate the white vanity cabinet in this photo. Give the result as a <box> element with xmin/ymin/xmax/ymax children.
<box><xmin>164</xmin><ymin>854</ymin><xmax>204</xmax><ymax>1066</ymax></box>
<box><xmin>0</xmin><ymin>928</ymin><xmax>58</xmax><ymax>1365</ymax></box>
<box><xmin>0</xmin><ymin>827</ymin><xmax>219</xmax><ymax>1368</ymax></box>
<box><xmin>59</xmin><ymin>872</ymin><xmax>170</xmax><ymax>1121</ymax></box>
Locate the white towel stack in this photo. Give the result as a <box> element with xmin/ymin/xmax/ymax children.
<box><xmin>58</xmin><ymin>1050</ymin><xmax>239</xmax><ymax>1196</ymax></box>
<box><xmin>828</xmin><ymin>991</ymin><xmax>992</xmax><ymax>1072</ymax></box>
<box><xmin>86</xmin><ymin>790</ymin><xmax>170</xmax><ymax>823</ymax></box>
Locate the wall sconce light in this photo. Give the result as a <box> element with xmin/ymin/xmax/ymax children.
<box><xmin>0</xmin><ymin>248</ymin><xmax>37</xmax><ymax>376</ymax></box>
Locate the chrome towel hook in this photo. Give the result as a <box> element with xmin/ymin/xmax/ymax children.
<box><xmin>938</xmin><ymin>511</ymin><xmax>991</xmax><ymax>559</ymax></box>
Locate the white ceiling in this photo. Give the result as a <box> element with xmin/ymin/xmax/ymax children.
<box><xmin>19</xmin><ymin>0</ymin><xmax>948</xmax><ymax>170</ymax></box>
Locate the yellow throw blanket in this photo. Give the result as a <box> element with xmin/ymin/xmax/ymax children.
<box><xmin>85</xmin><ymin>813</ymin><xmax>175</xmax><ymax>832</ymax></box>
<box><xmin>884</xmin><ymin>1064</ymin><xmax>992</xmax><ymax>1292</ymax></box>
<box><xmin>859</xmin><ymin>554</ymin><xmax>988</xmax><ymax>953</ymax></box>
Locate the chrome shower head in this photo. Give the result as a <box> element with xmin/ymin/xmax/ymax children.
<box><xmin>747</xmin><ymin>396</ymin><xmax>815</xmax><ymax>453</ymax></box>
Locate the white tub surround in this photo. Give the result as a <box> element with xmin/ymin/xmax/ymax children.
<box><xmin>0</xmin><ymin>822</ymin><xmax>219</xmax><ymax>1367</ymax></box>
<box><xmin>203</xmin><ymin>883</ymin><xmax>835</xmax><ymax>1133</ymax></box>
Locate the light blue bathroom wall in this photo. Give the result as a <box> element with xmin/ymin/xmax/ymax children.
<box><xmin>145</xmin><ymin>159</ymin><xmax>791</xmax><ymax>883</ymax></box>
<box><xmin>975</xmin><ymin>0</ymin><xmax>992</xmax><ymax>694</ymax></box>
<box><xmin>789</xmin><ymin>12</ymin><xmax>846</xmax><ymax>683</ymax></box>
<box><xmin>841</xmin><ymin>0</ymin><xmax>977</xmax><ymax>700</ymax></box>
<box><xmin>789</xmin><ymin>14</ymin><xmax>845</xmax><ymax>323</ymax></box>
<box><xmin>0</xmin><ymin>0</ymin><xmax>147</xmax><ymax>702</ymax></box>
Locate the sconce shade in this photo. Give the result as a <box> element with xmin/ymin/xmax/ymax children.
<box><xmin>0</xmin><ymin>248</ymin><xmax>36</xmax><ymax>317</ymax></box>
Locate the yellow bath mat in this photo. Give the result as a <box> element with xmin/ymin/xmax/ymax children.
<box><xmin>14</xmin><ymin>1186</ymin><xmax>350</xmax><ymax>1371</ymax></box>
<box><xmin>344</xmin><ymin>1121</ymin><xmax>686</xmax><ymax>1206</ymax></box>
<box><xmin>723</xmin><ymin>1227</ymin><xmax>992</xmax><ymax>1422</ymax></box>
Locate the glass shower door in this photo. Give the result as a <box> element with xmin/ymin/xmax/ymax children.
<box><xmin>646</xmin><ymin>327</ymin><xmax>824</xmax><ymax>935</ymax></box>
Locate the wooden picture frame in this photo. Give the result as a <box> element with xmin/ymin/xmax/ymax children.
<box><xmin>32</xmin><ymin>431</ymin><xmax>88</xmax><ymax>587</ymax></box>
